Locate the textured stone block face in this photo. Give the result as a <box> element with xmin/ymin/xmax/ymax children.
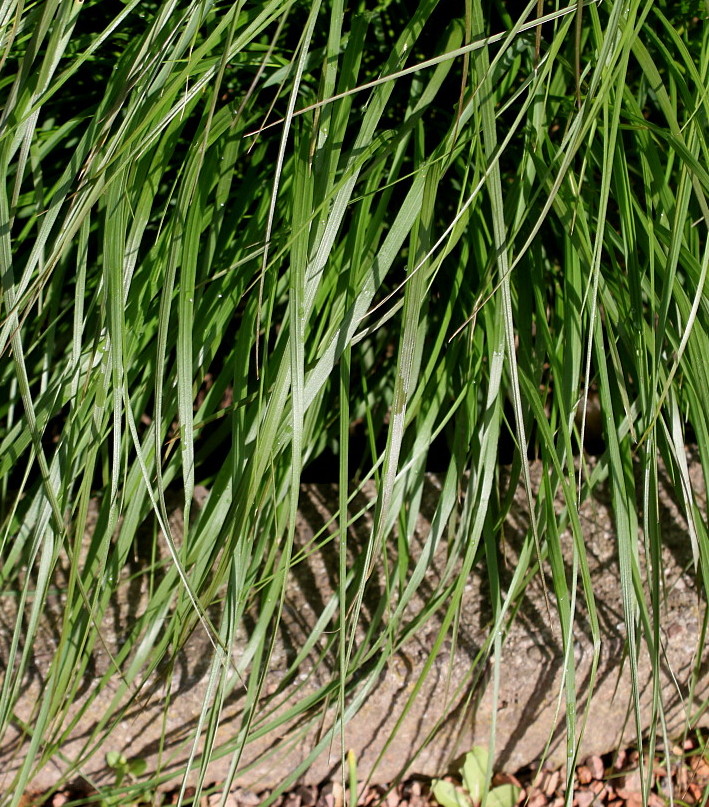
<box><xmin>0</xmin><ymin>457</ymin><xmax>706</xmax><ymax>795</ymax></box>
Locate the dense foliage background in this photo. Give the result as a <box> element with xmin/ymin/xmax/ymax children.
<box><xmin>0</xmin><ymin>0</ymin><xmax>707</xmax><ymax>804</ymax></box>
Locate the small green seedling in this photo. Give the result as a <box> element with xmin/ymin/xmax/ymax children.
<box><xmin>106</xmin><ymin>750</ymin><xmax>148</xmax><ymax>787</ymax></box>
<box><xmin>432</xmin><ymin>747</ymin><xmax>520</xmax><ymax>807</ymax></box>
<box><xmin>102</xmin><ymin>752</ymin><xmax>150</xmax><ymax>806</ymax></box>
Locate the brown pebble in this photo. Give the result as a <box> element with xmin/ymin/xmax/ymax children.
<box><xmin>283</xmin><ymin>794</ymin><xmax>301</xmax><ymax>807</ymax></box>
<box><xmin>574</xmin><ymin>790</ymin><xmax>595</xmax><ymax>807</ymax></box>
<box><xmin>208</xmin><ymin>794</ymin><xmax>237</xmax><ymax>807</ymax></box>
<box><xmin>577</xmin><ymin>766</ymin><xmax>593</xmax><ymax>785</ymax></box>
<box><xmin>545</xmin><ymin>770</ymin><xmax>561</xmax><ymax>797</ymax></box>
<box><xmin>586</xmin><ymin>756</ymin><xmax>605</xmax><ymax>780</ymax></box>
<box><xmin>614</xmin><ymin>751</ymin><xmax>627</xmax><ymax>771</ymax></box>
<box><xmin>688</xmin><ymin>782</ymin><xmax>703</xmax><ymax>801</ymax></box>
<box><xmin>616</xmin><ymin>767</ymin><xmax>643</xmax><ymax>796</ymax></box>
<box><xmin>493</xmin><ymin>772</ymin><xmax>523</xmax><ymax>789</ymax></box>
<box><xmin>526</xmin><ymin>791</ymin><xmax>547</xmax><ymax>807</ymax></box>
<box><xmin>588</xmin><ymin>780</ymin><xmax>604</xmax><ymax>796</ymax></box>
<box><xmin>386</xmin><ymin>791</ymin><xmax>401</xmax><ymax>807</ymax></box>
<box><xmin>690</xmin><ymin>756</ymin><xmax>709</xmax><ymax>777</ymax></box>
<box><xmin>624</xmin><ymin>793</ymin><xmax>644</xmax><ymax>807</ymax></box>
<box><xmin>233</xmin><ymin>788</ymin><xmax>261</xmax><ymax>806</ymax></box>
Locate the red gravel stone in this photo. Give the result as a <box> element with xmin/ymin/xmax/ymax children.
<box><xmin>586</xmin><ymin>756</ymin><xmax>605</xmax><ymax>781</ymax></box>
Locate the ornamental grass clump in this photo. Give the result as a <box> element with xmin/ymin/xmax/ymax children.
<box><xmin>0</xmin><ymin>0</ymin><xmax>707</xmax><ymax>805</ymax></box>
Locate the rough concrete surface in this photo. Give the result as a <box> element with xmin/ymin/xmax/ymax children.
<box><xmin>0</xmin><ymin>454</ymin><xmax>707</xmax><ymax>796</ymax></box>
